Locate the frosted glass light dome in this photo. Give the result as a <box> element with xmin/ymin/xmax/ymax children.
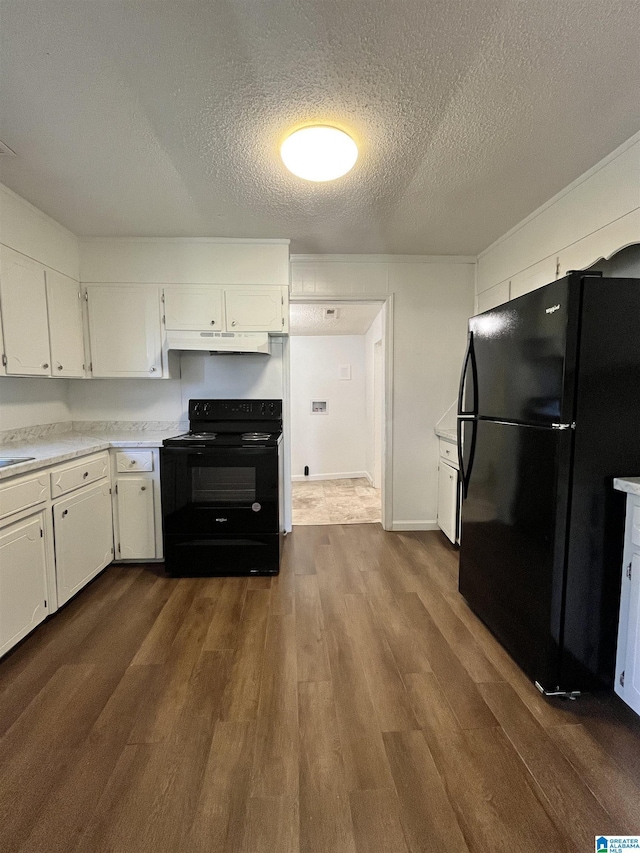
<box><xmin>280</xmin><ymin>126</ymin><xmax>358</xmax><ymax>182</ymax></box>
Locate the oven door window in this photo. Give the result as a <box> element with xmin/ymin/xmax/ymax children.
<box><xmin>191</xmin><ymin>465</ymin><xmax>256</xmax><ymax>505</ymax></box>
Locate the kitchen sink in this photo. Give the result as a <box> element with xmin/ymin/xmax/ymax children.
<box><xmin>0</xmin><ymin>457</ymin><xmax>36</xmax><ymax>468</ymax></box>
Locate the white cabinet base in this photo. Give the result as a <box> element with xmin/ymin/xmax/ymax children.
<box><xmin>437</xmin><ymin>460</ymin><xmax>459</xmax><ymax>545</ymax></box>
<box><xmin>116</xmin><ymin>475</ymin><xmax>156</xmax><ymax>560</ymax></box>
<box><xmin>0</xmin><ymin>512</ymin><xmax>49</xmax><ymax>656</ymax></box>
<box><xmin>53</xmin><ymin>481</ymin><xmax>114</xmax><ymax>606</ymax></box>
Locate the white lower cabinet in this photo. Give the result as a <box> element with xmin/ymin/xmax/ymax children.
<box><xmin>436</xmin><ymin>436</ymin><xmax>461</xmax><ymax>545</ymax></box>
<box><xmin>53</xmin><ymin>481</ymin><xmax>114</xmax><ymax>606</ymax></box>
<box><xmin>115</xmin><ymin>475</ymin><xmax>156</xmax><ymax>560</ymax></box>
<box><xmin>616</xmin><ymin>493</ymin><xmax>640</xmax><ymax>716</ymax></box>
<box><xmin>0</xmin><ymin>512</ymin><xmax>49</xmax><ymax>657</ymax></box>
<box><xmin>437</xmin><ymin>459</ymin><xmax>459</xmax><ymax>544</ymax></box>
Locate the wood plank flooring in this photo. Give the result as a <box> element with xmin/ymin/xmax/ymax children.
<box><xmin>2</xmin><ymin>525</ymin><xmax>640</xmax><ymax>852</ymax></box>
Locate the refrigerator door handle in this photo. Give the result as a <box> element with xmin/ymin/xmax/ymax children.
<box><xmin>457</xmin><ymin>331</ymin><xmax>477</xmax><ymax>417</ymax></box>
<box><xmin>458</xmin><ymin>417</ymin><xmax>477</xmax><ymax>500</ymax></box>
<box><xmin>457</xmin><ymin>417</ymin><xmax>466</xmax><ymax>491</ymax></box>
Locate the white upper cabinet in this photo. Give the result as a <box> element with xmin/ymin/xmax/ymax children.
<box><xmin>225</xmin><ymin>287</ymin><xmax>288</xmax><ymax>333</ymax></box>
<box><xmin>46</xmin><ymin>269</ymin><xmax>85</xmax><ymax>377</ymax></box>
<box><xmin>163</xmin><ymin>284</ymin><xmax>289</xmax><ymax>334</ymax></box>
<box><xmin>0</xmin><ymin>246</ymin><xmax>51</xmax><ymax>375</ymax></box>
<box><xmin>164</xmin><ymin>286</ymin><xmax>224</xmax><ymax>330</ymax></box>
<box><xmin>86</xmin><ymin>285</ymin><xmax>163</xmax><ymax>377</ymax></box>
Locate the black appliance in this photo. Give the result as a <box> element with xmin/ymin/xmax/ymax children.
<box><xmin>458</xmin><ymin>272</ymin><xmax>640</xmax><ymax>696</ymax></box>
<box><xmin>161</xmin><ymin>399</ymin><xmax>284</xmax><ymax>577</ymax></box>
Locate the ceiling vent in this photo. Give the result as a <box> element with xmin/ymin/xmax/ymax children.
<box><xmin>324</xmin><ymin>307</ymin><xmax>338</xmax><ymax>320</ymax></box>
<box><xmin>0</xmin><ymin>140</ymin><xmax>16</xmax><ymax>156</ymax></box>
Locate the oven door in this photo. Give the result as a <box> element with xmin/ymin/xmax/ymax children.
<box><xmin>161</xmin><ymin>446</ymin><xmax>278</xmax><ymax>536</ymax></box>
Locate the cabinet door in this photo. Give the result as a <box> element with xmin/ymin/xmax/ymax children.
<box><xmin>46</xmin><ymin>269</ymin><xmax>85</xmax><ymax>377</ymax></box>
<box><xmin>164</xmin><ymin>286</ymin><xmax>224</xmax><ymax>330</ymax></box>
<box><xmin>437</xmin><ymin>461</ymin><xmax>458</xmax><ymax>544</ymax></box>
<box><xmin>0</xmin><ymin>247</ymin><xmax>51</xmax><ymax>375</ymax></box>
<box><xmin>87</xmin><ymin>285</ymin><xmax>162</xmax><ymax>377</ymax></box>
<box><xmin>224</xmin><ymin>287</ymin><xmax>285</xmax><ymax>332</ymax></box>
<box><xmin>0</xmin><ymin>513</ymin><xmax>48</xmax><ymax>657</ymax></box>
<box><xmin>621</xmin><ymin>552</ymin><xmax>640</xmax><ymax>716</ymax></box>
<box><xmin>116</xmin><ymin>476</ymin><xmax>156</xmax><ymax>560</ymax></box>
<box><xmin>54</xmin><ymin>481</ymin><xmax>114</xmax><ymax>606</ymax></box>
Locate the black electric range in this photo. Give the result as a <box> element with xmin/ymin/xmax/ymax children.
<box><xmin>160</xmin><ymin>399</ymin><xmax>284</xmax><ymax>577</ymax></box>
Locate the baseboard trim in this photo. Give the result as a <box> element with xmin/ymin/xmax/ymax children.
<box><xmin>390</xmin><ymin>520</ymin><xmax>440</xmax><ymax>531</ymax></box>
<box><xmin>291</xmin><ymin>471</ymin><xmax>369</xmax><ymax>482</ymax></box>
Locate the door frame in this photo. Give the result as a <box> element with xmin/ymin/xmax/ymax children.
<box><xmin>284</xmin><ymin>294</ymin><xmax>394</xmax><ymax>530</ymax></box>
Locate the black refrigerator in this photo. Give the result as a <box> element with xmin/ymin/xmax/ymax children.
<box><xmin>457</xmin><ymin>272</ymin><xmax>640</xmax><ymax>696</ymax></box>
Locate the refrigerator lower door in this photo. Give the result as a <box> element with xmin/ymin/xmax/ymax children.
<box><xmin>459</xmin><ymin>419</ymin><xmax>572</xmax><ymax>691</ymax></box>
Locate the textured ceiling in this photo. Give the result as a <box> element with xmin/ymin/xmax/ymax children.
<box><xmin>290</xmin><ymin>302</ymin><xmax>382</xmax><ymax>336</ymax></box>
<box><xmin>0</xmin><ymin>1</ymin><xmax>639</xmax><ymax>255</ymax></box>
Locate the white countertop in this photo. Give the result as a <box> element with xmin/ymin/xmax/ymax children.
<box><xmin>613</xmin><ymin>477</ymin><xmax>640</xmax><ymax>497</ymax></box>
<box><xmin>0</xmin><ymin>428</ymin><xmax>183</xmax><ymax>481</ymax></box>
<box><xmin>435</xmin><ymin>427</ymin><xmax>457</xmax><ymax>443</ymax></box>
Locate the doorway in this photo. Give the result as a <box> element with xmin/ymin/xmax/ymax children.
<box><xmin>287</xmin><ymin>299</ymin><xmax>388</xmax><ymax>527</ymax></box>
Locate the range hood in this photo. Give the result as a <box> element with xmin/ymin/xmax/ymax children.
<box><xmin>165</xmin><ymin>330</ymin><xmax>271</xmax><ymax>355</ymax></box>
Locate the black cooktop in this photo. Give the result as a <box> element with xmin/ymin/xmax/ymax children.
<box><xmin>163</xmin><ymin>398</ymin><xmax>283</xmax><ymax>448</ymax></box>
<box><xmin>163</xmin><ymin>431</ymin><xmax>281</xmax><ymax>448</ymax></box>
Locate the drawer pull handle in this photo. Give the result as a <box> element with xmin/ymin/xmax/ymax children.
<box><xmin>57</xmin><ymin>364</ymin><xmax>63</xmax><ymax>371</ymax></box>
<box><xmin>130</xmin><ymin>460</ymin><xmax>137</xmax><ymax>465</ymax></box>
<box><xmin>141</xmin><ymin>486</ymin><xmax>146</xmax><ymax>491</ymax></box>
<box><xmin>231</xmin><ymin>320</ymin><xmax>237</xmax><ymax>327</ymax></box>
<box><xmin>62</xmin><ymin>509</ymin><xmax>68</xmax><ymax>517</ymax></box>
<box><xmin>83</xmin><ymin>471</ymin><xmax>89</xmax><ymax>478</ymax></box>
<box><xmin>42</xmin><ymin>363</ymin><xmax>49</xmax><ymax>369</ymax></box>
<box><xmin>210</xmin><ymin>320</ymin><xmax>216</xmax><ymax>325</ymax></box>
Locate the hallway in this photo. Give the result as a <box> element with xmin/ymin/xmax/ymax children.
<box><xmin>291</xmin><ymin>478</ymin><xmax>381</xmax><ymax>525</ymax></box>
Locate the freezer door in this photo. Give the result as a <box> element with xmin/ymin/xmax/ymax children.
<box><xmin>562</xmin><ymin>276</ymin><xmax>640</xmax><ymax>688</ymax></box>
<box><xmin>468</xmin><ymin>277</ymin><xmax>577</xmax><ymax>425</ymax></box>
<box><xmin>459</xmin><ymin>419</ymin><xmax>572</xmax><ymax>690</ymax></box>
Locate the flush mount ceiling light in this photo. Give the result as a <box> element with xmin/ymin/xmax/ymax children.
<box><xmin>280</xmin><ymin>126</ymin><xmax>358</xmax><ymax>182</ymax></box>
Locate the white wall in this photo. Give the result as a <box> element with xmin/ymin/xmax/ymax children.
<box><xmin>290</xmin><ymin>257</ymin><xmax>476</xmax><ymax>528</ymax></box>
<box><xmin>0</xmin><ymin>377</ymin><xmax>71</xmax><ymax>432</ymax></box>
<box><xmin>69</xmin><ymin>340</ymin><xmax>286</xmax><ymax>422</ymax></box>
<box><xmin>0</xmin><ymin>183</ymin><xmax>80</xmax><ymax>279</ymax></box>
<box><xmin>0</xmin><ymin>183</ymin><xmax>79</xmax><ymax>432</ymax></box>
<box><xmin>365</xmin><ymin>308</ymin><xmax>384</xmax><ymax>483</ymax></box>
<box><xmin>290</xmin><ymin>335</ymin><xmax>367</xmax><ymax>480</ymax></box>
<box><xmin>79</xmin><ymin>238</ymin><xmax>289</xmax><ymax>285</ymax></box>
<box><xmin>476</xmin><ymin>132</ymin><xmax>640</xmax><ymax>301</ymax></box>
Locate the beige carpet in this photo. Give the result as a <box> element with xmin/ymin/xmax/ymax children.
<box><xmin>292</xmin><ymin>477</ymin><xmax>381</xmax><ymax>525</ymax></box>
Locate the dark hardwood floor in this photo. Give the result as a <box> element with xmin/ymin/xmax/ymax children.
<box><xmin>1</xmin><ymin>524</ymin><xmax>640</xmax><ymax>852</ymax></box>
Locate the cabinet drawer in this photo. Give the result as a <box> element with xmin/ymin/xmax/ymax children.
<box><xmin>51</xmin><ymin>452</ymin><xmax>109</xmax><ymax>497</ymax></box>
<box><xmin>439</xmin><ymin>438</ymin><xmax>459</xmax><ymax>469</ymax></box>
<box><xmin>0</xmin><ymin>472</ymin><xmax>49</xmax><ymax>521</ymax></box>
<box><xmin>115</xmin><ymin>450</ymin><xmax>154</xmax><ymax>472</ymax></box>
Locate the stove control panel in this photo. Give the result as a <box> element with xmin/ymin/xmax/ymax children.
<box><xmin>189</xmin><ymin>399</ymin><xmax>282</xmax><ymax>420</ymax></box>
